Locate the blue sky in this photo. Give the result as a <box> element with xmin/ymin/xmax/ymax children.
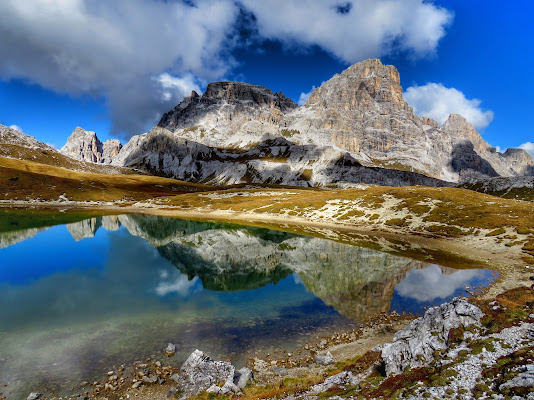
<box><xmin>0</xmin><ymin>0</ymin><xmax>532</xmax><ymax>155</ymax></box>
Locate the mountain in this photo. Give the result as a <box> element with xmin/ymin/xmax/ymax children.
<box><xmin>0</xmin><ymin>124</ymin><xmax>129</xmax><ymax>175</ymax></box>
<box><xmin>61</xmin><ymin>59</ymin><xmax>533</xmax><ymax>186</ymax></box>
<box><xmin>61</xmin><ymin>127</ymin><xmax>122</xmax><ymax>164</ymax></box>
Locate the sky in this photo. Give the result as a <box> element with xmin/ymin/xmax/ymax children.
<box><xmin>0</xmin><ymin>0</ymin><xmax>532</xmax><ymax>155</ymax></box>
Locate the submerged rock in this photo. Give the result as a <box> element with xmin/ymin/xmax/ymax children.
<box><xmin>381</xmin><ymin>298</ymin><xmax>483</xmax><ymax>376</ymax></box>
<box><xmin>164</xmin><ymin>342</ymin><xmax>177</xmax><ymax>357</ymax></box>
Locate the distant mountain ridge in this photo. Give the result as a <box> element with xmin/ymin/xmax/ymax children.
<box><xmin>53</xmin><ymin>59</ymin><xmax>534</xmax><ymax>186</ymax></box>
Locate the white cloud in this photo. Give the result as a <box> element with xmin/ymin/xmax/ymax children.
<box><xmin>0</xmin><ymin>0</ymin><xmax>453</xmax><ymax>137</ymax></box>
<box><xmin>0</xmin><ymin>0</ymin><xmax>239</xmax><ymax>136</ymax></box>
<box><xmin>155</xmin><ymin>272</ymin><xmax>199</xmax><ymax>297</ymax></box>
<box><xmin>156</xmin><ymin>73</ymin><xmax>202</xmax><ymax>103</ymax></box>
<box><xmin>395</xmin><ymin>264</ymin><xmax>486</xmax><ymax>302</ymax></box>
<box><xmin>298</xmin><ymin>85</ymin><xmax>317</xmax><ymax>106</ymax></box>
<box><xmin>9</xmin><ymin>124</ymin><xmax>23</xmax><ymax>132</ymax></box>
<box><xmin>240</xmin><ymin>0</ymin><xmax>453</xmax><ymax>62</ymax></box>
<box><xmin>404</xmin><ymin>83</ymin><xmax>494</xmax><ymax>130</ymax></box>
<box><xmin>519</xmin><ymin>142</ymin><xmax>534</xmax><ymax>158</ymax></box>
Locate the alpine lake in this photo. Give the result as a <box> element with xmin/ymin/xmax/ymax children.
<box><xmin>0</xmin><ymin>212</ymin><xmax>496</xmax><ymax>399</ymax></box>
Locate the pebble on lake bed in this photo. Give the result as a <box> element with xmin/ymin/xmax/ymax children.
<box><xmin>164</xmin><ymin>343</ymin><xmax>177</xmax><ymax>357</ymax></box>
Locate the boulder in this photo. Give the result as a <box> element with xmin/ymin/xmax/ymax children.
<box><xmin>314</xmin><ymin>351</ymin><xmax>335</xmax><ymax>366</ymax></box>
<box><xmin>381</xmin><ymin>298</ymin><xmax>483</xmax><ymax>376</ymax></box>
<box><xmin>233</xmin><ymin>367</ymin><xmax>253</xmax><ymax>389</ymax></box>
<box><xmin>173</xmin><ymin>349</ymin><xmax>238</xmax><ymax>397</ymax></box>
<box><xmin>500</xmin><ymin>364</ymin><xmax>534</xmax><ymax>391</ymax></box>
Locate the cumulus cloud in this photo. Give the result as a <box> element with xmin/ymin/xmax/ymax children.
<box><xmin>404</xmin><ymin>83</ymin><xmax>494</xmax><ymax>130</ymax></box>
<box><xmin>395</xmin><ymin>264</ymin><xmax>487</xmax><ymax>302</ymax></box>
<box><xmin>0</xmin><ymin>0</ymin><xmax>453</xmax><ymax>137</ymax></box>
<box><xmin>155</xmin><ymin>273</ymin><xmax>199</xmax><ymax>297</ymax></box>
<box><xmin>240</xmin><ymin>0</ymin><xmax>453</xmax><ymax>62</ymax></box>
<box><xmin>156</xmin><ymin>73</ymin><xmax>202</xmax><ymax>102</ymax></box>
<box><xmin>9</xmin><ymin>124</ymin><xmax>23</xmax><ymax>132</ymax></box>
<box><xmin>297</xmin><ymin>85</ymin><xmax>318</xmax><ymax>106</ymax></box>
<box><xmin>519</xmin><ymin>142</ymin><xmax>534</xmax><ymax>158</ymax></box>
<box><xmin>0</xmin><ymin>0</ymin><xmax>238</xmax><ymax>136</ymax></box>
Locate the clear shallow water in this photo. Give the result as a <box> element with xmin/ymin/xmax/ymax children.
<box><xmin>0</xmin><ymin>214</ymin><xmax>495</xmax><ymax>399</ymax></box>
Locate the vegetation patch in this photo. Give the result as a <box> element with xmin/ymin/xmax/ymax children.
<box><xmin>280</xmin><ymin>129</ymin><xmax>300</xmax><ymax>138</ymax></box>
<box><xmin>486</xmin><ymin>228</ymin><xmax>506</xmax><ymax>237</ymax></box>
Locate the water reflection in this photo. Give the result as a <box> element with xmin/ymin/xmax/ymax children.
<box><xmin>0</xmin><ymin>214</ymin><xmax>494</xmax><ymax>398</ymax></box>
<box><xmin>391</xmin><ymin>265</ymin><xmax>494</xmax><ymax>315</ymax></box>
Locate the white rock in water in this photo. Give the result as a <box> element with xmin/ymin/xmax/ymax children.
<box><xmin>164</xmin><ymin>342</ymin><xmax>176</xmax><ymax>356</ymax></box>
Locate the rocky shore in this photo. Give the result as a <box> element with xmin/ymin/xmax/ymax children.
<box><xmin>21</xmin><ymin>286</ymin><xmax>534</xmax><ymax>400</ymax></box>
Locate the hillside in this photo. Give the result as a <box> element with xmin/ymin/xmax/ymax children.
<box><xmin>0</xmin><ymin>156</ymin><xmax>213</xmax><ymax>202</ymax></box>
<box><xmin>0</xmin><ymin>124</ymin><xmax>133</xmax><ymax>175</ymax></box>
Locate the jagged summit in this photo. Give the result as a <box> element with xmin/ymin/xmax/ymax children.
<box><xmin>158</xmin><ymin>81</ymin><xmax>297</xmax><ymax>133</ymax></box>
<box><xmin>305</xmin><ymin>58</ymin><xmax>408</xmax><ymax>113</ymax></box>
<box><xmin>61</xmin><ymin>127</ymin><xmax>122</xmax><ymax>164</ymax></box>
<box><xmin>52</xmin><ymin>58</ymin><xmax>533</xmax><ymax>186</ymax></box>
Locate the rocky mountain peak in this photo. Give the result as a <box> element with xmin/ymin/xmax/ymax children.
<box><xmin>61</xmin><ymin>127</ymin><xmax>122</xmax><ymax>164</ymax></box>
<box><xmin>158</xmin><ymin>81</ymin><xmax>297</xmax><ymax>135</ymax></box>
<box><xmin>201</xmin><ymin>81</ymin><xmax>297</xmax><ymax>111</ymax></box>
<box><xmin>0</xmin><ymin>124</ymin><xmax>55</xmax><ymax>151</ymax></box>
<box><xmin>305</xmin><ymin>58</ymin><xmax>408</xmax><ymax>112</ymax></box>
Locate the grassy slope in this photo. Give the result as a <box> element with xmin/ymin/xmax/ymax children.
<box><xmin>0</xmin><ymin>157</ymin><xmax>214</xmax><ymax>202</ymax></box>
<box><xmin>157</xmin><ymin>186</ymin><xmax>534</xmax><ymax>260</ymax></box>
<box><xmin>0</xmin><ymin>143</ymin><xmax>135</xmax><ymax>175</ymax></box>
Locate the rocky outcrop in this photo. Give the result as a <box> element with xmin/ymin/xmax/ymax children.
<box><xmin>461</xmin><ymin>176</ymin><xmax>534</xmax><ymax>201</ymax></box>
<box><xmin>381</xmin><ymin>298</ymin><xmax>483</xmax><ymax>376</ymax></box>
<box><xmin>170</xmin><ymin>349</ymin><xmax>252</xmax><ymax>397</ymax></box>
<box><xmin>158</xmin><ymin>82</ymin><xmax>297</xmax><ymax>140</ymax></box>
<box><xmin>61</xmin><ymin>127</ymin><xmax>122</xmax><ymax>164</ymax></box>
<box><xmin>0</xmin><ymin>124</ymin><xmax>55</xmax><ymax>152</ymax></box>
<box><xmin>113</xmin><ymin>126</ymin><xmax>450</xmax><ymax>187</ymax></box>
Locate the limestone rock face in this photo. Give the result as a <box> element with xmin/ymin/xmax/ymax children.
<box><xmin>157</xmin><ymin>82</ymin><xmax>297</xmax><ymax>148</ymax></box>
<box><xmin>61</xmin><ymin>127</ymin><xmax>122</xmax><ymax>164</ymax></box>
<box><xmin>381</xmin><ymin>298</ymin><xmax>483</xmax><ymax>376</ymax></box>
<box><xmin>61</xmin><ymin>59</ymin><xmax>533</xmax><ymax>186</ymax></box>
<box><xmin>115</xmin><ymin>59</ymin><xmax>533</xmax><ymax>185</ymax></box>
<box><xmin>0</xmin><ymin>124</ymin><xmax>55</xmax><ymax>151</ymax></box>
<box><xmin>173</xmin><ymin>349</ymin><xmax>239</xmax><ymax>397</ymax></box>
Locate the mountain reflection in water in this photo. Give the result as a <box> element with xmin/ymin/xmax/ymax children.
<box><xmin>0</xmin><ymin>214</ymin><xmax>494</xmax><ymax>398</ymax></box>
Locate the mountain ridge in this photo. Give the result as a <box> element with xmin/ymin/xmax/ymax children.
<box><xmin>51</xmin><ymin>59</ymin><xmax>534</xmax><ymax>186</ymax></box>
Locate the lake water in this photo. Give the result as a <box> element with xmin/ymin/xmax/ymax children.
<box><xmin>0</xmin><ymin>214</ymin><xmax>495</xmax><ymax>399</ymax></box>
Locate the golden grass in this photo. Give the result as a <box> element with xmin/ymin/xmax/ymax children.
<box><xmin>162</xmin><ymin>186</ymin><xmax>534</xmax><ymax>234</ymax></box>
<box><xmin>0</xmin><ymin>143</ymin><xmax>133</xmax><ymax>175</ymax></box>
<box><xmin>0</xmin><ymin>157</ymin><xmax>213</xmax><ymax>202</ymax></box>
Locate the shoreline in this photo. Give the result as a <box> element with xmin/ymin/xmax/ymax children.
<box><xmin>1</xmin><ymin>199</ymin><xmax>533</xmax><ymax>399</ymax></box>
<box><xmin>2</xmin><ymin>198</ymin><xmax>531</xmax><ymax>298</ymax></box>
